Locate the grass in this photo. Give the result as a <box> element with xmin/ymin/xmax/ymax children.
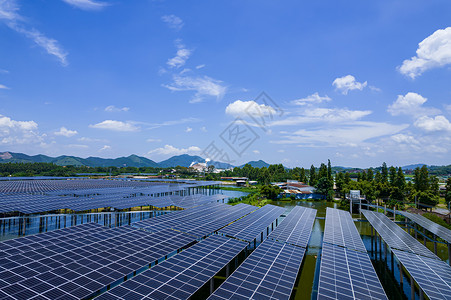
<box><xmin>220</xmin><ymin>186</ymin><xmax>257</xmax><ymax>193</ymax></box>
<box><xmin>422</xmin><ymin>213</ymin><xmax>451</xmax><ymax>230</ymax></box>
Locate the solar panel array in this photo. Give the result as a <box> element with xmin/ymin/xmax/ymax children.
<box><xmin>392</xmin><ymin>250</ymin><xmax>451</xmax><ymax>300</ymax></box>
<box><xmin>400</xmin><ymin>211</ymin><xmax>451</xmax><ymax>244</ymax></box>
<box><xmin>0</xmin><ymin>178</ymin><xmax>222</xmax><ymax>214</ymax></box>
<box><xmin>0</xmin><ymin>192</ymin><xmax>226</xmax><ymax>214</ymax></box>
<box><xmin>134</xmin><ymin>202</ymin><xmax>257</xmax><ymax>238</ymax></box>
<box><xmin>208</xmin><ymin>239</ymin><xmax>305</xmax><ymax>300</ymax></box>
<box><xmin>219</xmin><ymin>204</ymin><xmax>285</xmax><ymax>242</ymax></box>
<box><xmin>323</xmin><ymin>207</ymin><xmax>366</xmax><ymax>252</ymax></box>
<box><xmin>362</xmin><ymin>210</ymin><xmax>439</xmax><ymax>259</ymax></box>
<box><xmin>0</xmin><ymin>223</ymin><xmax>195</xmax><ymax>299</ymax></box>
<box><xmin>318</xmin><ymin>208</ymin><xmax>388</xmax><ymax>300</ymax></box>
<box><xmin>318</xmin><ymin>243</ymin><xmax>387</xmax><ymax>300</ymax></box>
<box><xmin>268</xmin><ymin>206</ymin><xmax>317</xmax><ymax>248</ymax></box>
<box><xmin>97</xmin><ymin>235</ymin><xmax>247</xmax><ymax>300</ymax></box>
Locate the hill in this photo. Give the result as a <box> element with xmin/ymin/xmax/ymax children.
<box><xmin>240</xmin><ymin>160</ymin><xmax>270</xmax><ymax>168</ymax></box>
<box><xmin>0</xmin><ymin>152</ymin><xmax>159</xmax><ymax>168</ymax></box>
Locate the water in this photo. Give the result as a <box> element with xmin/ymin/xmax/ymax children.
<box><xmin>0</xmin><ymin>188</ymin><xmax>247</xmax><ymax>241</ymax></box>
<box><xmin>271</xmin><ymin>199</ymin><xmax>450</xmax><ymax>300</ymax></box>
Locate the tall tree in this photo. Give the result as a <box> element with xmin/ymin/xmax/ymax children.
<box><xmin>367</xmin><ymin>168</ymin><xmax>374</xmax><ymax>182</ymax></box>
<box><xmin>327</xmin><ymin>159</ymin><xmax>332</xmax><ymax>181</ymax></box>
<box><xmin>445</xmin><ymin>177</ymin><xmax>451</xmax><ymax>208</ymax></box>
<box><xmin>309</xmin><ymin>165</ymin><xmax>317</xmax><ymax>186</ymax></box>
<box><xmin>381</xmin><ymin>162</ymin><xmax>388</xmax><ymax>183</ymax></box>
<box><xmin>414</xmin><ymin>165</ymin><xmax>429</xmax><ymax>192</ymax></box>
<box><xmin>389</xmin><ymin>166</ymin><xmax>397</xmax><ymax>185</ymax></box>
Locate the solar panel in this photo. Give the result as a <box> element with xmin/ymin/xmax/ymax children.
<box><xmin>268</xmin><ymin>206</ymin><xmax>317</xmax><ymax>248</ymax></box>
<box><xmin>0</xmin><ymin>179</ymin><xmax>223</xmax><ymax>214</ymax></box>
<box><xmin>323</xmin><ymin>207</ymin><xmax>366</xmax><ymax>252</ymax></box>
<box><xmin>97</xmin><ymin>235</ymin><xmax>247</xmax><ymax>300</ymax></box>
<box><xmin>399</xmin><ymin>211</ymin><xmax>451</xmax><ymax>244</ymax></box>
<box><xmin>317</xmin><ymin>243</ymin><xmax>388</xmax><ymax>300</ymax></box>
<box><xmin>218</xmin><ymin>204</ymin><xmax>285</xmax><ymax>242</ymax></box>
<box><xmin>135</xmin><ymin>202</ymin><xmax>257</xmax><ymax>238</ymax></box>
<box><xmin>0</xmin><ymin>223</ymin><xmax>196</xmax><ymax>299</ymax></box>
<box><xmin>208</xmin><ymin>239</ymin><xmax>305</xmax><ymax>300</ymax></box>
<box><xmin>362</xmin><ymin>210</ymin><xmax>439</xmax><ymax>259</ymax></box>
<box><xmin>392</xmin><ymin>249</ymin><xmax>451</xmax><ymax>300</ymax></box>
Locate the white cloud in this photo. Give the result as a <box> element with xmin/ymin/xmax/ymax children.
<box><xmin>67</xmin><ymin>144</ymin><xmax>89</xmax><ymax>149</ymax></box>
<box><xmin>391</xmin><ymin>133</ymin><xmax>420</xmax><ymax>145</ymax></box>
<box><xmin>142</xmin><ymin>117</ymin><xmax>200</xmax><ymax>130</ymax></box>
<box><xmin>54</xmin><ymin>127</ymin><xmax>78</xmax><ymax>137</ymax></box>
<box><xmin>185</xmin><ymin>127</ymin><xmax>192</xmax><ymax>133</ymax></box>
<box><xmin>167</xmin><ymin>48</ymin><xmax>191</xmax><ymax>69</ymax></box>
<box><xmin>99</xmin><ymin>145</ymin><xmax>111</xmax><ymax>151</ymax></box>
<box><xmin>387</xmin><ymin>92</ymin><xmax>440</xmax><ymax>117</ymax></box>
<box><xmin>277</xmin><ymin>149</ymin><xmax>285</xmax><ymax>153</ymax></box>
<box><xmin>146</xmin><ymin>138</ymin><xmax>162</xmax><ymax>143</ymax></box>
<box><xmin>78</xmin><ymin>136</ymin><xmax>108</xmax><ymax>143</ymax></box>
<box><xmin>271</xmin><ymin>108</ymin><xmax>372</xmax><ymax>126</ymax></box>
<box><xmin>225</xmin><ymin>100</ymin><xmax>276</xmax><ymax>119</ymax></box>
<box><xmin>62</xmin><ymin>0</ymin><xmax>109</xmax><ymax>10</ymax></box>
<box><xmin>0</xmin><ymin>84</ymin><xmax>9</xmax><ymax>89</ymax></box>
<box><xmin>252</xmin><ymin>150</ymin><xmax>260</xmax><ymax>154</ymax></box>
<box><xmin>196</xmin><ymin>64</ymin><xmax>205</xmax><ymax>69</ymax></box>
<box><xmin>164</xmin><ymin>74</ymin><xmax>227</xmax><ymax>103</ymax></box>
<box><xmin>161</xmin><ymin>14</ymin><xmax>184</xmax><ymax>31</ymax></box>
<box><xmin>148</xmin><ymin>144</ymin><xmax>201</xmax><ymax>156</ymax></box>
<box><xmin>272</xmin><ymin>121</ymin><xmax>408</xmax><ymax>147</ymax></box>
<box><xmin>414</xmin><ymin>115</ymin><xmax>451</xmax><ymax>131</ymax></box>
<box><xmin>105</xmin><ymin>105</ymin><xmax>130</xmax><ymax>112</ymax></box>
<box><xmin>399</xmin><ymin>27</ymin><xmax>451</xmax><ymax>79</ymax></box>
<box><xmin>291</xmin><ymin>92</ymin><xmax>331</xmax><ymax>106</ymax></box>
<box><xmin>332</xmin><ymin>75</ymin><xmax>367</xmax><ymax>95</ymax></box>
<box><xmin>0</xmin><ymin>114</ymin><xmax>41</xmax><ymax>145</ymax></box>
<box><xmin>89</xmin><ymin>120</ymin><xmax>139</xmax><ymax>132</ymax></box>
<box><xmin>0</xmin><ymin>0</ymin><xmax>68</xmax><ymax>66</ymax></box>
<box><xmin>200</xmin><ymin>126</ymin><xmax>207</xmax><ymax>132</ymax></box>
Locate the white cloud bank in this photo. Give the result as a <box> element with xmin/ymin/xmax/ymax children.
<box><xmin>0</xmin><ymin>84</ymin><xmax>9</xmax><ymax>89</ymax></box>
<box><xmin>271</xmin><ymin>108</ymin><xmax>372</xmax><ymax>126</ymax></box>
<box><xmin>54</xmin><ymin>127</ymin><xmax>78</xmax><ymax>137</ymax></box>
<box><xmin>414</xmin><ymin>115</ymin><xmax>451</xmax><ymax>132</ymax></box>
<box><xmin>332</xmin><ymin>75</ymin><xmax>367</xmax><ymax>95</ymax></box>
<box><xmin>148</xmin><ymin>145</ymin><xmax>201</xmax><ymax>156</ymax></box>
<box><xmin>399</xmin><ymin>27</ymin><xmax>451</xmax><ymax>79</ymax></box>
<box><xmin>89</xmin><ymin>120</ymin><xmax>139</xmax><ymax>132</ymax></box>
<box><xmin>387</xmin><ymin>92</ymin><xmax>439</xmax><ymax>117</ymax></box>
<box><xmin>0</xmin><ymin>114</ymin><xmax>40</xmax><ymax>144</ymax></box>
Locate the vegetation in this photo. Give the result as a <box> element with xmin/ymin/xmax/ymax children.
<box><xmin>422</xmin><ymin>213</ymin><xmax>451</xmax><ymax>230</ymax></box>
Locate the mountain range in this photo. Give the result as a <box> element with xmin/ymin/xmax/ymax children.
<box><xmin>0</xmin><ymin>152</ymin><xmax>269</xmax><ymax>169</ymax></box>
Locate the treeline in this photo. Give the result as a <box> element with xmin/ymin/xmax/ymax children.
<box><xmin>214</xmin><ymin>160</ymin><xmax>335</xmax><ymax>200</ymax></box>
<box><xmin>0</xmin><ymin>163</ymin><xmax>161</xmax><ymax>177</ymax></box>
<box><xmin>336</xmin><ymin>163</ymin><xmax>441</xmax><ymax>206</ymax></box>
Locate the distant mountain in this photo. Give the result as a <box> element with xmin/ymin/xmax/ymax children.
<box><xmin>0</xmin><ymin>152</ymin><xmax>159</xmax><ymax>168</ymax></box>
<box><xmin>240</xmin><ymin>160</ymin><xmax>270</xmax><ymax>168</ymax></box>
<box><xmin>402</xmin><ymin>164</ymin><xmax>427</xmax><ymax>170</ymax></box>
<box><xmin>158</xmin><ymin>154</ymin><xmax>205</xmax><ymax>168</ymax></box>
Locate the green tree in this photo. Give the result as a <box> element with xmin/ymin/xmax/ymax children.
<box><xmin>445</xmin><ymin>177</ymin><xmax>451</xmax><ymax>208</ymax></box>
<box><xmin>367</xmin><ymin>168</ymin><xmax>374</xmax><ymax>182</ymax></box>
<box><xmin>381</xmin><ymin>162</ymin><xmax>389</xmax><ymax>183</ymax></box>
<box><xmin>309</xmin><ymin>165</ymin><xmax>317</xmax><ymax>186</ymax></box>
<box><xmin>259</xmin><ymin>184</ymin><xmax>281</xmax><ymax>200</ymax></box>
<box><xmin>389</xmin><ymin>166</ymin><xmax>396</xmax><ymax>185</ymax></box>
<box><xmin>414</xmin><ymin>165</ymin><xmax>429</xmax><ymax>192</ymax></box>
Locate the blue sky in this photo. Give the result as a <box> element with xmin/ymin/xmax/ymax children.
<box><xmin>1</xmin><ymin>0</ymin><xmax>451</xmax><ymax>168</ymax></box>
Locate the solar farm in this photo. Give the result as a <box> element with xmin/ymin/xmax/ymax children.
<box><xmin>1</xmin><ymin>178</ymin><xmax>451</xmax><ymax>299</ymax></box>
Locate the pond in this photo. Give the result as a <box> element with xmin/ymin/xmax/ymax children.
<box><xmin>271</xmin><ymin>199</ymin><xmax>450</xmax><ymax>300</ymax></box>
